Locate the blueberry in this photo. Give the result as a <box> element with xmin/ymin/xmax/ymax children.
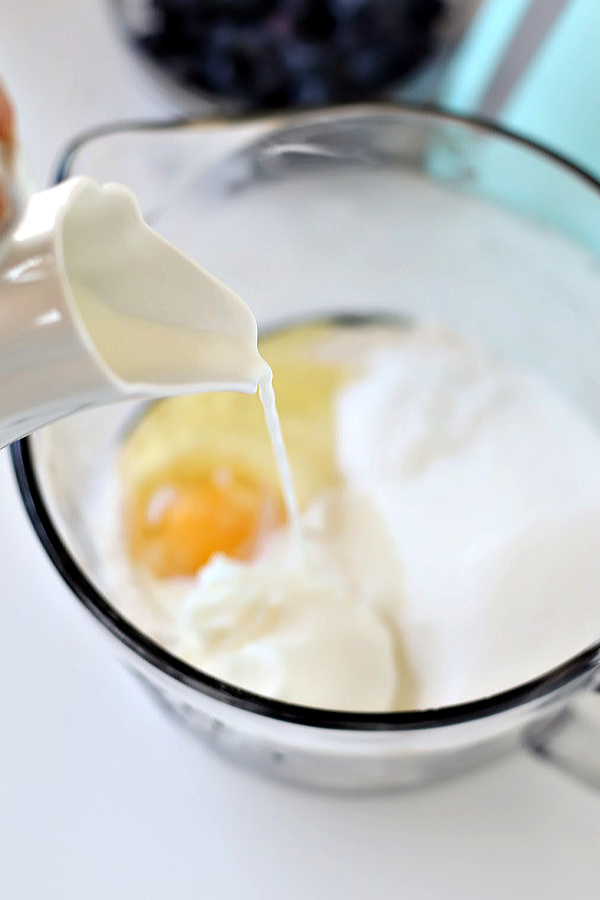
<box><xmin>409</xmin><ymin>0</ymin><xmax>444</xmax><ymax>25</ymax></box>
<box><xmin>328</xmin><ymin>0</ymin><xmax>371</xmax><ymax>19</ymax></box>
<box><xmin>291</xmin><ymin>73</ymin><xmax>331</xmax><ymax>105</ymax></box>
<box><xmin>277</xmin><ymin>0</ymin><xmax>311</xmax><ymax>20</ymax></box>
<box><xmin>207</xmin><ymin>21</ymin><xmax>237</xmax><ymax>50</ymax></box>
<box><xmin>344</xmin><ymin>45</ymin><xmax>391</xmax><ymax>89</ymax></box>
<box><xmin>294</xmin><ymin>75</ymin><xmax>330</xmax><ymax>106</ymax></box>
<box><xmin>251</xmin><ymin>55</ymin><xmax>288</xmax><ymax>105</ymax></box>
<box><xmin>297</xmin><ymin>0</ymin><xmax>336</xmax><ymax>39</ymax></box>
<box><xmin>201</xmin><ymin>30</ymin><xmax>239</xmax><ymax>90</ymax></box>
<box><xmin>281</xmin><ymin>38</ymin><xmax>321</xmax><ymax>73</ymax></box>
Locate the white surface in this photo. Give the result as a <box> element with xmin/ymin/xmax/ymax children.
<box><xmin>0</xmin><ymin>1</ymin><xmax>599</xmax><ymax>897</ymax></box>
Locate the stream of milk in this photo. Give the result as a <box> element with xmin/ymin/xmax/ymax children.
<box><xmin>258</xmin><ymin>373</ymin><xmax>300</xmax><ymax>532</ymax></box>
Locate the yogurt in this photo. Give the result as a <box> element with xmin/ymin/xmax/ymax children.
<box><xmin>337</xmin><ymin>322</ymin><xmax>600</xmax><ymax>706</ymax></box>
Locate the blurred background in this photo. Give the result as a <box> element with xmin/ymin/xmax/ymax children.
<box><xmin>111</xmin><ymin>0</ymin><xmax>600</xmax><ymax>185</ymax></box>
<box><xmin>3</xmin><ymin>0</ymin><xmax>599</xmax><ymax>181</ymax></box>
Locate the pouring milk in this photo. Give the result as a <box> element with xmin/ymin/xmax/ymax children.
<box><xmin>0</xmin><ymin>175</ymin><xmax>296</xmax><ymax>520</ymax></box>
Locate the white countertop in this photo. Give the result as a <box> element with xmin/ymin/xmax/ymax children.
<box><xmin>1</xmin><ymin>2</ymin><xmax>599</xmax><ymax>897</ymax></box>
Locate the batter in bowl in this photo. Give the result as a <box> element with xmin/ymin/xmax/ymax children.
<box><xmin>97</xmin><ymin>320</ymin><xmax>600</xmax><ymax>711</ymax></box>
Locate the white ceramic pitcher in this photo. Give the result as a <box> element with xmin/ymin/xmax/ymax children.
<box><xmin>0</xmin><ymin>176</ymin><xmax>266</xmax><ymax>448</ymax></box>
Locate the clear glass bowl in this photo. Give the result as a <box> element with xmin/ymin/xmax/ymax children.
<box><xmin>12</xmin><ymin>105</ymin><xmax>600</xmax><ymax>790</ymax></box>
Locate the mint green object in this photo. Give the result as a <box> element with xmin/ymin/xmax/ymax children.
<box><xmin>440</xmin><ymin>0</ymin><xmax>532</xmax><ymax>114</ymax></box>
<box><xmin>433</xmin><ymin>0</ymin><xmax>600</xmax><ymax>248</ymax></box>
<box><xmin>503</xmin><ymin>0</ymin><xmax>600</xmax><ymax>177</ymax></box>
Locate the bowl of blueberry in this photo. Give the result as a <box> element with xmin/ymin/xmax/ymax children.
<box><xmin>112</xmin><ymin>0</ymin><xmax>460</xmax><ymax>110</ymax></box>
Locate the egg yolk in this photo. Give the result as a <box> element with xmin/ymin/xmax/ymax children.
<box><xmin>125</xmin><ymin>465</ymin><xmax>284</xmax><ymax>579</ymax></box>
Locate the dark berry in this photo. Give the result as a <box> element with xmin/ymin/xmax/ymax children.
<box><xmin>291</xmin><ymin>73</ymin><xmax>332</xmax><ymax>105</ymax></box>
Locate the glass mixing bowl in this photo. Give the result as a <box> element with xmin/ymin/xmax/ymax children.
<box><xmin>12</xmin><ymin>105</ymin><xmax>600</xmax><ymax>790</ymax></box>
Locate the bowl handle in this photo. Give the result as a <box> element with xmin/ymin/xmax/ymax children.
<box><xmin>526</xmin><ymin>684</ymin><xmax>600</xmax><ymax>791</ymax></box>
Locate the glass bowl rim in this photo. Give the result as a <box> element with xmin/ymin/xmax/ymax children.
<box><xmin>12</xmin><ymin>102</ymin><xmax>600</xmax><ymax>733</ymax></box>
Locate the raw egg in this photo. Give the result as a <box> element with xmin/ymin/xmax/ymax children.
<box><xmin>120</xmin><ymin>325</ymin><xmax>354</xmax><ymax>578</ymax></box>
